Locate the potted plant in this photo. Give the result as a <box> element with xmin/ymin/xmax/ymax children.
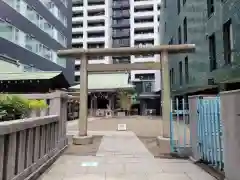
<box><xmin>29</xmin><ymin>100</ymin><xmax>48</xmax><ymax>117</ymax></box>
<box><xmin>29</xmin><ymin>100</ymin><xmax>41</xmax><ymax>117</ymax></box>
<box><xmin>38</xmin><ymin>100</ymin><xmax>49</xmax><ymax>116</ymax></box>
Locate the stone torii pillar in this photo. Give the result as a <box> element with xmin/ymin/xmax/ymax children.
<box><xmin>72</xmin><ymin>55</ymin><xmax>93</xmax><ymax>145</ymax></box>
<box><xmin>161</xmin><ymin>51</ymin><xmax>171</xmax><ymax>137</ymax></box>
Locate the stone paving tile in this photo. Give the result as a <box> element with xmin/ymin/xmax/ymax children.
<box><xmin>160</xmin><ymin>162</ymin><xmax>204</xmax><ymax>174</ymax></box>
<box><xmin>53</xmin><ymin>155</ymin><xmax>104</xmax><ymax>165</ymax></box>
<box><xmin>146</xmin><ymin>173</ymin><xmax>192</xmax><ymax>180</ymax></box>
<box><xmin>86</xmin><ymin>163</ymin><xmax>125</xmax><ymax>174</ymax></box>
<box><xmin>63</xmin><ymin>173</ymin><xmax>105</xmax><ymax>180</ymax></box>
<box><xmin>46</xmin><ymin>163</ymin><xmax>88</xmax><ymax>175</ymax></box>
<box><xmin>106</xmin><ymin>172</ymin><xmax>148</xmax><ymax>180</ymax></box>
<box><xmin>186</xmin><ymin>172</ymin><xmax>217</xmax><ymax>180</ymax></box>
<box><xmin>102</xmin><ymin>157</ymin><xmax>155</xmax><ymax>164</ymax></box>
<box><xmin>38</xmin><ymin>130</ymin><xmax>216</xmax><ymax>180</ymax></box>
<box><xmin>125</xmin><ymin>162</ymin><xmax>163</xmax><ymax>173</ymax></box>
<box><xmin>38</xmin><ymin>174</ymin><xmax>64</xmax><ymax>180</ymax></box>
<box><xmin>155</xmin><ymin>158</ymin><xmax>191</xmax><ymax>164</ymax></box>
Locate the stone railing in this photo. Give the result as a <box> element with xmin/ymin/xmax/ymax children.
<box><xmin>0</xmin><ymin>91</ymin><xmax>68</xmax><ymax>180</ymax></box>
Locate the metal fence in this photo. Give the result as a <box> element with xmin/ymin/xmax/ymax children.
<box><xmin>197</xmin><ymin>96</ymin><xmax>224</xmax><ymax>171</ymax></box>
<box><xmin>170</xmin><ymin>98</ymin><xmax>191</xmax><ymax>155</ymax></box>
<box><xmin>170</xmin><ymin>96</ymin><xmax>224</xmax><ymax>171</ymax></box>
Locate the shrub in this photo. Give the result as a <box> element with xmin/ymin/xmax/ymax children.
<box><xmin>0</xmin><ymin>94</ymin><xmax>30</xmax><ymax>121</ymax></box>
<box><xmin>29</xmin><ymin>100</ymin><xmax>48</xmax><ymax>110</ymax></box>
<box><xmin>0</xmin><ymin>95</ymin><xmax>49</xmax><ymax>121</ymax></box>
<box><xmin>116</xmin><ymin>89</ymin><xmax>135</xmax><ymax>112</ymax></box>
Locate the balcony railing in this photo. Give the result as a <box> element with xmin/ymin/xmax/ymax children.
<box><xmin>112</xmin><ymin>31</ymin><xmax>130</xmax><ymax>38</ymax></box>
<box><xmin>112</xmin><ymin>39</ymin><xmax>130</xmax><ymax>47</ymax></box>
<box><xmin>112</xmin><ymin>1</ymin><xmax>130</xmax><ymax>9</ymax></box>
<box><xmin>112</xmin><ymin>11</ymin><xmax>130</xmax><ymax>18</ymax></box>
<box><xmin>134</xmin><ymin>81</ymin><xmax>155</xmax><ymax>93</ymax></box>
<box><xmin>142</xmin><ymin>81</ymin><xmax>155</xmax><ymax>93</ymax></box>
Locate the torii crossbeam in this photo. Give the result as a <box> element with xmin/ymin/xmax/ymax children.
<box><xmin>58</xmin><ymin>44</ymin><xmax>195</xmax><ymax>144</ymax></box>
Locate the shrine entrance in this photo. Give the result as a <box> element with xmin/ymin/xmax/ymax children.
<box><xmin>58</xmin><ymin>44</ymin><xmax>196</xmax><ymax>142</ymax></box>
<box><xmin>68</xmin><ymin>73</ymin><xmax>134</xmax><ymax>118</ymax></box>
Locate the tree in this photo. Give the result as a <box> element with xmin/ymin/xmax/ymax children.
<box><xmin>116</xmin><ymin>89</ymin><xmax>135</xmax><ymax>115</ymax></box>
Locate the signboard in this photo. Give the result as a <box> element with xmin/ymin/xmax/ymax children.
<box><xmin>117</xmin><ymin>124</ymin><xmax>127</xmax><ymax>131</ymax></box>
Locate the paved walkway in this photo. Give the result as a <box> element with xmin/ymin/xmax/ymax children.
<box><xmin>39</xmin><ymin>131</ymin><xmax>216</xmax><ymax>180</ymax></box>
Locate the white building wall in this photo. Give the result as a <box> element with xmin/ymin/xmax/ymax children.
<box><xmin>73</xmin><ymin>0</ymin><xmax>161</xmax><ymax>90</ymax></box>
<box><xmin>130</xmin><ymin>0</ymin><xmax>161</xmax><ymax>83</ymax></box>
<box><xmin>72</xmin><ymin>0</ymin><xmax>111</xmax><ymax>66</ymax></box>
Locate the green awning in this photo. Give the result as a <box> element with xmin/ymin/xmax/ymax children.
<box><xmin>70</xmin><ymin>73</ymin><xmax>134</xmax><ymax>91</ymax></box>
<box><xmin>0</xmin><ymin>71</ymin><xmax>62</xmax><ymax>81</ymax></box>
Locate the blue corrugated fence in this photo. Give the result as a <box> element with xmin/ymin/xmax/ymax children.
<box><xmin>170</xmin><ymin>96</ymin><xmax>224</xmax><ymax>171</ymax></box>
<box><xmin>197</xmin><ymin>96</ymin><xmax>224</xmax><ymax>171</ymax></box>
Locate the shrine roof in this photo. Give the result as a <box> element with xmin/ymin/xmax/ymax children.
<box><xmin>70</xmin><ymin>73</ymin><xmax>134</xmax><ymax>92</ymax></box>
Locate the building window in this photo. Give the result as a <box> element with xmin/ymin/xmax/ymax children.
<box><xmin>135</xmin><ymin>73</ymin><xmax>155</xmax><ymax>80</ymax></box>
<box><xmin>170</xmin><ymin>69</ymin><xmax>172</xmax><ymax>88</ymax></box>
<box><xmin>170</xmin><ymin>68</ymin><xmax>175</xmax><ymax>87</ymax></box>
<box><xmin>184</xmin><ymin>56</ymin><xmax>189</xmax><ymax>84</ymax></box>
<box><xmin>39</xmin><ymin>0</ymin><xmax>67</xmax><ymax>27</ymax></box>
<box><xmin>75</xmin><ymin>65</ymin><xmax>80</xmax><ymax>71</ymax></box>
<box><xmin>223</xmin><ymin>19</ymin><xmax>233</xmax><ymax>65</ymax></box>
<box><xmin>168</xmin><ymin>37</ymin><xmax>173</xmax><ymax>45</ymax></box>
<box><xmin>183</xmin><ymin>17</ymin><xmax>187</xmax><ymax>43</ymax></box>
<box><xmin>207</xmin><ymin>0</ymin><xmax>214</xmax><ymax>17</ymax></box>
<box><xmin>165</xmin><ymin>22</ymin><xmax>167</xmax><ymax>32</ymax></box>
<box><xmin>177</xmin><ymin>0</ymin><xmax>181</xmax><ymax>14</ymax></box>
<box><xmin>178</xmin><ymin>26</ymin><xmax>182</xmax><ymax>44</ymax></box>
<box><xmin>179</xmin><ymin>61</ymin><xmax>183</xmax><ymax>85</ymax></box>
<box><xmin>183</xmin><ymin>0</ymin><xmax>186</xmax><ymax>5</ymax></box>
<box><xmin>75</xmin><ymin>76</ymin><xmax>80</xmax><ymax>82</ymax></box>
<box><xmin>3</xmin><ymin>0</ymin><xmax>67</xmax><ymax>47</ymax></box>
<box><xmin>0</xmin><ymin>18</ymin><xmax>66</xmax><ymax>67</ymax></box>
<box><xmin>172</xmin><ymin>68</ymin><xmax>175</xmax><ymax>85</ymax></box>
<box><xmin>164</xmin><ymin>0</ymin><xmax>166</xmax><ymax>8</ymax></box>
<box><xmin>209</xmin><ymin>33</ymin><xmax>217</xmax><ymax>71</ymax></box>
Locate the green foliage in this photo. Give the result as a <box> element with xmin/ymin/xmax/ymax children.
<box><xmin>131</xmin><ymin>93</ymin><xmax>140</xmax><ymax>105</ymax></box>
<box><xmin>0</xmin><ymin>110</ymin><xmax>7</xmax><ymax>119</ymax></box>
<box><xmin>0</xmin><ymin>94</ymin><xmax>30</xmax><ymax>120</ymax></box>
<box><xmin>29</xmin><ymin>100</ymin><xmax>48</xmax><ymax>110</ymax></box>
<box><xmin>0</xmin><ymin>95</ymin><xmax>48</xmax><ymax>121</ymax></box>
<box><xmin>116</xmin><ymin>89</ymin><xmax>136</xmax><ymax>111</ymax></box>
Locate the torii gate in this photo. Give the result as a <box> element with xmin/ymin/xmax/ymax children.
<box><xmin>58</xmin><ymin>44</ymin><xmax>195</xmax><ymax>144</ymax></box>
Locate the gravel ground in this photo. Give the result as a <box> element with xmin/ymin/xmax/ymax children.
<box><xmin>68</xmin><ymin>116</ymin><xmax>163</xmax><ymax>137</ymax></box>
<box><xmin>64</xmin><ymin>135</ymin><xmax>103</xmax><ymax>156</ymax></box>
<box><xmin>138</xmin><ymin>136</ymin><xmax>174</xmax><ymax>158</ymax></box>
<box><xmin>66</xmin><ymin>116</ymin><xmax>170</xmax><ymax>157</ymax></box>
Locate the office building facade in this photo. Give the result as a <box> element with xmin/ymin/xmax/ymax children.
<box><xmin>160</xmin><ymin>0</ymin><xmax>240</xmax><ymax>96</ymax></box>
<box><xmin>0</xmin><ymin>0</ymin><xmax>74</xmax><ymax>83</ymax></box>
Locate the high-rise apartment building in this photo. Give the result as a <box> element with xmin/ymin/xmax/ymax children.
<box><xmin>72</xmin><ymin>0</ymin><xmax>161</xmax><ymax>92</ymax></box>
<box><xmin>72</xmin><ymin>0</ymin><xmax>111</xmax><ymax>83</ymax></box>
<box><xmin>0</xmin><ymin>0</ymin><xmax>74</xmax><ymax>83</ymax></box>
